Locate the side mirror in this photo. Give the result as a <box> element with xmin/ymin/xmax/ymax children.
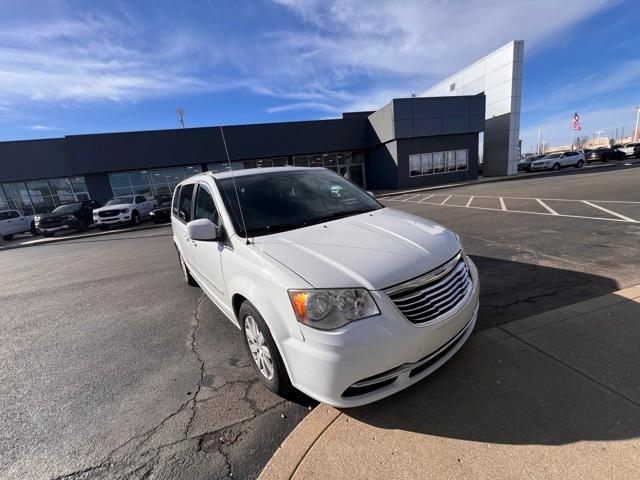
<box><xmin>366</xmin><ymin>190</ymin><xmax>375</xmax><ymax>197</ymax></box>
<box><xmin>186</xmin><ymin>219</ymin><xmax>220</xmax><ymax>241</ymax></box>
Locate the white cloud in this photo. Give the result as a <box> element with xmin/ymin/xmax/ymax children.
<box><xmin>25</xmin><ymin>125</ymin><xmax>60</xmax><ymax>131</ymax></box>
<box><xmin>266</xmin><ymin>102</ymin><xmax>341</xmax><ymax>114</ymax></box>
<box><xmin>0</xmin><ymin>15</ymin><xmax>214</xmax><ymax>104</ymax></box>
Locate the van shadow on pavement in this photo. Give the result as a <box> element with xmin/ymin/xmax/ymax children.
<box><xmin>471</xmin><ymin>255</ymin><xmax>619</xmax><ymax>330</ymax></box>
<box><xmin>340</xmin><ymin>259</ymin><xmax>640</xmax><ymax>449</ymax></box>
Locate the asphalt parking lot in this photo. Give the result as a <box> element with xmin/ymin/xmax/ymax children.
<box><xmin>1</xmin><ymin>165</ymin><xmax>639</xmax><ymax>479</ymax></box>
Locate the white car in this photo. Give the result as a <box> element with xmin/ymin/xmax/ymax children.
<box><xmin>92</xmin><ymin>195</ymin><xmax>157</xmax><ymax>230</ymax></box>
<box><xmin>618</xmin><ymin>142</ymin><xmax>640</xmax><ymax>157</ymax></box>
<box><xmin>530</xmin><ymin>151</ymin><xmax>585</xmax><ymax>171</ymax></box>
<box><xmin>171</xmin><ymin>167</ymin><xmax>479</xmax><ymax>407</ymax></box>
<box><xmin>0</xmin><ymin>209</ymin><xmax>35</xmax><ymax>240</ymax></box>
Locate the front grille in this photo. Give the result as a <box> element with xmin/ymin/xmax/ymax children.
<box><xmin>98</xmin><ymin>210</ymin><xmax>121</xmax><ymax>218</ymax></box>
<box><xmin>40</xmin><ymin>217</ymin><xmax>63</xmax><ymax>224</ymax></box>
<box><xmin>385</xmin><ymin>252</ymin><xmax>471</xmax><ymax>325</ymax></box>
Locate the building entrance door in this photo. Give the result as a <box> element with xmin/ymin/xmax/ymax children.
<box><xmin>339</xmin><ymin>164</ymin><xmax>365</xmax><ymax>188</ymax></box>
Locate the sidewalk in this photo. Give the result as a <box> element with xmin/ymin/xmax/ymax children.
<box><xmin>260</xmin><ymin>286</ymin><xmax>640</xmax><ymax>480</ymax></box>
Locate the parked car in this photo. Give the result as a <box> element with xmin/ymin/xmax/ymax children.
<box><xmin>518</xmin><ymin>154</ymin><xmax>544</xmax><ymax>172</ymax></box>
<box><xmin>584</xmin><ymin>147</ymin><xmax>625</xmax><ymax>163</ymax></box>
<box><xmin>92</xmin><ymin>195</ymin><xmax>157</xmax><ymax>230</ymax></box>
<box><xmin>530</xmin><ymin>151</ymin><xmax>585</xmax><ymax>171</ymax></box>
<box><xmin>149</xmin><ymin>201</ymin><xmax>172</xmax><ymax>223</ymax></box>
<box><xmin>617</xmin><ymin>142</ymin><xmax>640</xmax><ymax>158</ymax></box>
<box><xmin>171</xmin><ymin>167</ymin><xmax>479</xmax><ymax>407</ymax></box>
<box><xmin>34</xmin><ymin>200</ymin><xmax>102</xmax><ymax>237</ymax></box>
<box><xmin>0</xmin><ymin>209</ymin><xmax>36</xmax><ymax>240</ymax></box>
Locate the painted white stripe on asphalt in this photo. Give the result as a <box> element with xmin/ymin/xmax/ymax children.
<box><xmin>582</xmin><ymin>201</ymin><xmax>638</xmax><ymax>222</ymax></box>
<box><xmin>418</xmin><ymin>195</ymin><xmax>434</xmax><ymax>203</ymax></box>
<box><xmin>403</xmin><ymin>194</ymin><xmax>421</xmax><ymax>202</ymax></box>
<box><xmin>536</xmin><ymin>199</ymin><xmax>559</xmax><ymax>215</ymax></box>
<box><xmin>499</xmin><ymin>197</ymin><xmax>507</xmax><ymax>211</ymax></box>
<box><xmin>465</xmin><ymin>196</ymin><xmax>474</xmax><ymax>207</ymax></box>
<box><xmin>441</xmin><ymin>195</ymin><xmax>452</xmax><ymax>205</ymax></box>
<box><xmin>466</xmin><ymin>195</ymin><xmax>640</xmax><ymax>204</ymax></box>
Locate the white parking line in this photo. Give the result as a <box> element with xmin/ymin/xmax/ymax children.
<box><xmin>582</xmin><ymin>201</ymin><xmax>638</xmax><ymax>222</ymax></box>
<box><xmin>418</xmin><ymin>194</ymin><xmax>434</xmax><ymax>203</ymax></box>
<box><xmin>402</xmin><ymin>194</ymin><xmax>421</xmax><ymax>202</ymax></box>
<box><xmin>536</xmin><ymin>199</ymin><xmax>559</xmax><ymax>215</ymax></box>
<box><xmin>385</xmin><ymin>195</ymin><xmax>639</xmax><ymax>224</ymax></box>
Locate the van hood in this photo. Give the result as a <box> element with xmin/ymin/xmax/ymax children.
<box><xmin>252</xmin><ymin>207</ymin><xmax>461</xmax><ymax>290</ymax></box>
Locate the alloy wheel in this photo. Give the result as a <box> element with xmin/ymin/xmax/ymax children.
<box><xmin>244</xmin><ymin>315</ymin><xmax>274</xmax><ymax>380</ymax></box>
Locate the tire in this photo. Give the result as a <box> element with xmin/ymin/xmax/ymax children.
<box><xmin>76</xmin><ymin>220</ymin><xmax>88</xmax><ymax>233</ymax></box>
<box><xmin>2</xmin><ymin>234</ymin><xmax>13</xmax><ymax>241</ymax></box>
<box><xmin>30</xmin><ymin>222</ymin><xmax>39</xmax><ymax>236</ymax></box>
<box><xmin>130</xmin><ymin>211</ymin><xmax>140</xmax><ymax>226</ymax></box>
<box><xmin>575</xmin><ymin>160</ymin><xmax>584</xmax><ymax>168</ymax></box>
<box><xmin>552</xmin><ymin>163</ymin><xmax>561</xmax><ymax>171</ymax></box>
<box><xmin>178</xmin><ymin>251</ymin><xmax>198</xmax><ymax>287</ymax></box>
<box><xmin>239</xmin><ymin>300</ymin><xmax>292</xmax><ymax>396</ymax></box>
<box><xmin>98</xmin><ymin>225</ymin><xmax>109</xmax><ymax>231</ymax></box>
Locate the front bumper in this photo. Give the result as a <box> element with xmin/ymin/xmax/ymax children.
<box><xmin>529</xmin><ymin>163</ymin><xmax>549</xmax><ymax>170</ymax></box>
<box><xmin>36</xmin><ymin>221</ymin><xmax>74</xmax><ymax>233</ymax></box>
<box><xmin>278</xmin><ymin>257</ymin><xmax>480</xmax><ymax>408</ymax></box>
<box><xmin>94</xmin><ymin>213</ymin><xmax>131</xmax><ymax>225</ymax></box>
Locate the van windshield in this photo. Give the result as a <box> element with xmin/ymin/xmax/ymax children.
<box><xmin>217</xmin><ymin>169</ymin><xmax>382</xmax><ymax>237</ymax></box>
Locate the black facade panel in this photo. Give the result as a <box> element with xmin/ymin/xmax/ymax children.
<box><xmin>84</xmin><ymin>173</ymin><xmax>114</xmax><ymax>204</ymax></box>
<box><xmin>222</xmin><ymin>119</ymin><xmax>370</xmax><ymax>160</ymax></box>
<box><xmin>0</xmin><ymin>138</ymin><xmax>70</xmax><ymax>182</ymax></box>
<box><xmin>365</xmin><ymin>142</ymin><xmax>399</xmax><ymax>191</ymax></box>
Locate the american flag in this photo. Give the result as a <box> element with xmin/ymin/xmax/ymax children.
<box><xmin>572</xmin><ymin>112</ymin><xmax>581</xmax><ymax>131</ymax></box>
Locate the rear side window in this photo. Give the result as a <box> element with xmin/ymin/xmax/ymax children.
<box><xmin>172</xmin><ymin>186</ymin><xmax>181</xmax><ymax>216</ymax></box>
<box><xmin>8</xmin><ymin>211</ymin><xmax>20</xmax><ymax>219</ymax></box>
<box><xmin>178</xmin><ymin>184</ymin><xmax>195</xmax><ymax>223</ymax></box>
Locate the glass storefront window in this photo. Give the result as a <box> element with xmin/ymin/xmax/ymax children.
<box><xmin>409</xmin><ymin>155</ymin><xmax>421</xmax><ymax>176</ymax></box>
<box><xmin>421</xmin><ymin>153</ymin><xmax>433</xmax><ymax>174</ymax></box>
<box><xmin>1</xmin><ymin>175</ymin><xmax>90</xmax><ymax>215</ymax></box>
<box><xmin>48</xmin><ymin>178</ymin><xmax>75</xmax><ymax>204</ymax></box>
<box><xmin>408</xmin><ymin>149</ymin><xmax>468</xmax><ymax>176</ymax></box>
<box><xmin>456</xmin><ymin>150</ymin><xmax>468</xmax><ymax>170</ymax></box>
<box><xmin>108</xmin><ymin>165</ymin><xmax>201</xmax><ymax>201</ymax></box>
<box><xmin>446</xmin><ymin>151</ymin><xmax>456</xmax><ymax>171</ymax></box>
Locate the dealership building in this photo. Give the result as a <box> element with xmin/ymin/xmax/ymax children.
<box><xmin>0</xmin><ymin>41</ymin><xmax>523</xmax><ymax>216</ymax></box>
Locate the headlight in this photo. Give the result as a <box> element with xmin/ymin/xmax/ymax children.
<box><xmin>34</xmin><ymin>215</ymin><xmax>41</xmax><ymax>222</ymax></box>
<box><xmin>288</xmin><ymin>289</ymin><xmax>380</xmax><ymax>330</ymax></box>
<box><xmin>120</xmin><ymin>209</ymin><xmax>129</xmax><ymax>214</ymax></box>
<box><xmin>65</xmin><ymin>215</ymin><xmax>76</xmax><ymax>221</ymax></box>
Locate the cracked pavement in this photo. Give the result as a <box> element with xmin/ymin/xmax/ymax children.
<box><xmin>0</xmin><ymin>228</ymin><xmax>311</xmax><ymax>480</ymax></box>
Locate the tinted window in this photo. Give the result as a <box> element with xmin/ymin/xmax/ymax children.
<box><xmin>194</xmin><ymin>184</ymin><xmax>219</xmax><ymax>225</ymax></box>
<box><xmin>0</xmin><ymin>211</ymin><xmax>11</xmax><ymax>220</ymax></box>
<box><xmin>8</xmin><ymin>211</ymin><xmax>20</xmax><ymax>219</ymax></box>
<box><xmin>178</xmin><ymin>184</ymin><xmax>195</xmax><ymax>222</ymax></box>
<box><xmin>172</xmin><ymin>186</ymin><xmax>181</xmax><ymax>216</ymax></box>
<box><xmin>218</xmin><ymin>169</ymin><xmax>382</xmax><ymax>237</ymax></box>
<box><xmin>53</xmin><ymin>202</ymin><xmax>82</xmax><ymax>213</ymax></box>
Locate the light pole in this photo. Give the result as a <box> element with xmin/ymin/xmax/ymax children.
<box><xmin>595</xmin><ymin>131</ymin><xmax>603</xmax><ymax>147</ymax></box>
<box><xmin>634</xmin><ymin>106</ymin><xmax>640</xmax><ymax>143</ymax></box>
<box><xmin>537</xmin><ymin>126</ymin><xmax>542</xmax><ymax>155</ymax></box>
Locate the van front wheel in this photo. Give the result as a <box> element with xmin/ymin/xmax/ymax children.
<box><xmin>240</xmin><ymin>300</ymin><xmax>292</xmax><ymax>396</ymax></box>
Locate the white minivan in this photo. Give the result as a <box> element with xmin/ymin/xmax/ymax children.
<box><xmin>172</xmin><ymin>167</ymin><xmax>479</xmax><ymax>407</ymax></box>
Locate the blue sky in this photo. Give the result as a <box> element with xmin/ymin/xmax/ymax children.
<box><xmin>1</xmin><ymin>0</ymin><xmax>639</xmax><ymax>152</ymax></box>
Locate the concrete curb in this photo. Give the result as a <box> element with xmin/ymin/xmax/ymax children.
<box><xmin>258</xmin><ymin>284</ymin><xmax>640</xmax><ymax>479</ymax></box>
<box><xmin>0</xmin><ymin>222</ymin><xmax>169</xmax><ymax>252</ymax></box>
<box><xmin>374</xmin><ymin>161</ymin><xmax>640</xmax><ymax>198</ymax></box>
